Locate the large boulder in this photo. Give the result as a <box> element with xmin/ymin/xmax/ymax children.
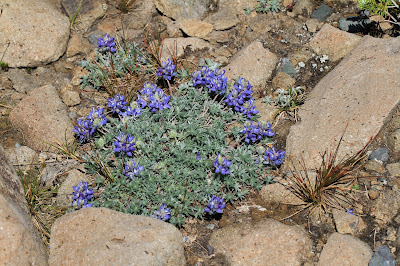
<box><xmin>0</xmin><ymin>145</ymin><xmax>48</xmax><ymax>265</ymax></box>
<box><xmin>286</xmin><ymin>36</ymin><xmax>400</xmax><ymax>169</ymax></box>
<box><xmin>0</xmin><ymin>0</ymin><xmax>70</xmax><ymax>67</ymax></box>
<box><xmin>49</xmin><ymin>207</ymin><xmax>186</xmax><ymax>265</ymax></box>
<box><xmin>8</xmin><ymin>84</ymin><xmax>74</xmax><ymax>152</ymax></box>
<box><xmin>210</xmin><ymin>218</ymin><xmax>313</xmax><ymax>265</ymax></box>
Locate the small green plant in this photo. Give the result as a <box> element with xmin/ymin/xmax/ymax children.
<box><xmin>19</xmin><ymin>165</ymin><xmax>66</xmax><ymax>247</ymax></box>
<box><xmin>282</xmin><ymin>133</ymin><xmax>373</xmax><ymax>218</ymax></box>
<box><xmin>69</xmin><ymin>0</ymin><xmax>82</xmax><ymax>26</ymax></box>
<box><xmin>245</xmin><ymin>0</ymin><xmax>280</xmax><ymax>15</ymax></box>
<box><xmin>115</xmin><ymin>0</ymin><xmax>136</xmax><ymax>13</ymax></box>
<box><xmin>357</xmin><ymin>0</ymin><xmax>400</xmax><ymax>25</ymax></box>
<box><xmin>263</xmin><ymin>86</ymin><xmax>305</xmax><ymax>121</ymax></box>
<box><xmin>0</xmin><ymin>61</ymin><xmax>8</xmax><ymax>70</ymax></box>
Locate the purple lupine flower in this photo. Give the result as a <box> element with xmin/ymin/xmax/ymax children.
<box><xmin>347</xmin><ymin>208</ymin><xmax>354</xmax><ymax>215</ymax></box>
<box><xmin>148</xmin><ymin>88</ymin><xmax>171</xmax><ymax>112</ymax></box>
<box><xmin>263</xmin><ymin>147</ymin><xmax>285</xmax><ymax>166</ymax></box>
<box><xmin>156</xmin><ymin>59</ymin><xmax>177</xmax><ymax>81</ymax></box>
<box><xmin>191</xmin><ymin>66</ymin><xmax>227</xmax><ymax>95</ymax></box>
<box><xmin>107</xmin><ymin>94</ymin><xmax>127</xmax><ymax>114</ymax></box>
<box><xmin>72</xmin><ymin>181</ymin><xmax>94</xmax><ymax>209</ymax></box>
<box><xmin>152</xmin><ymin>204</ymin><xmax>171</xmax><ymax>221</ymax></box>
<box><xmin>196</xmin><ymin>152</ymin><xmax>201</xmax><ymax>160</ymax></box>
<box><xmin>114</xmin><ymin>133</ymin><xmax>136</xmax><ymax>157</ymax></box>
<box><xmin>213</xmin><ymin>153</ymin><xmax>232</xmax><ymax>175</ymax></box>
<box><xmin>73</xmin><ymin>107</ymin><xmax>107</xmax><ymax>143</ymax></box>
<box><xmin>123</xmin><ymin>160</ymin><xmax>144</xmax><ymax>180</ymax></box>
<box><xmin>122</xmin><ymin>101</ymin><xmax>142</xmax><ymax>117</ymax></box>
<box><xmin>136</xmin><ymin>83</ymin><xmax>171</xmax><ymax>113</ymax></box>
<box><xmin>224</xmin><ymin>78</ymin><xmax>258</xmax><ymax>118</ymax></box>
<box><xmin>97</xmin><ymin>33</ymin><xmax>117</xmax><ymax>53</ymax></box>
<box><xmin>204</xmin><ymin>195</ymin><xmax>226</xmax><ymax>214</ymax></box>
<box><xmin>240</xmin><ymin>120</ymin><xmax>275</xmax><ymax>143</ymax></box>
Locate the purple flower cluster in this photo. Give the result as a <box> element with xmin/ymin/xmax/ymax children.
<box><xmin>192</xmin><ymin>66</ymin><xmax>228</xmax><ymax>95</ymax></box>
<box><xmin>263</xmin><ymin>147</ymin><xmax>285</xmax><ymax>166</ymax></box>
<box><xmin>108</xmin><ymin>93</ymin><xmax>128</xmax><ymax>114</ymax></box>
<box><xmin>123</xmin><ymin>159</ymin><xmax>144</xmax><ymax>179</ymax></box>
<box><xmin>73</xmin><ymin>107</ymin><xmax>108</xmax><ymax>143</ymax></box>
<box><xmin>224</xmin><ymin>78</ymin><xmax>259</xmax><ymax>118</ymax></box>
<box><xmin>153</xmin><ymin>204</ymin><xmax>171</xmax><ymax>221</ymax></box>
<box><xmin>107</xmin><ymin>94</ymin><xmax>142</xmax><ymax>117</ymax></box>
<box><xmin>72</xmin><ymin>181</ymin><xmax>94</xmax><ymax>209</ymax></box>
<box><xmin>213</xmin><ymin>153</ymin><xmax>232</xmax><ymax>175</ymax></box>
<box><xmin>114</xmin><ymin>133</ymin><xmax>136</xmax><ymax>157</ymax></box>
<box><xmin>240</xmin><ymin>120</ymin><xmax>275</xmax><ymax>143</ymax></box>
<box><xmin>97</xmin><ymin>33</ymin><xmax>116</xmax><ymax>53</ymax></box>
<box><xmin>156</xmin><ymin>59</ymin><xmax>177</xmax><ymax>81</ymax></box>
<box><xmin>204</xmin><ymin>195</ymin><xmax>226</xmax><ymax>214</ymax></box>
<box><xmin>137</xmin><ymin>82</ymin><xmax>171</xmax><ymax>113</ymax></box>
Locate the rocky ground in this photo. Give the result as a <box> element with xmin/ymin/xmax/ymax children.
<box><xmin>0</xmin><ymin>0</ymin><xmax>400</xmax><ymax>265</ymax></box>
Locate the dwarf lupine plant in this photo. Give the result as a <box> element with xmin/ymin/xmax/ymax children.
<box><xmin>72</xmin><ymin>181</ymin><xmax>94</xmax><ymax>209</ymax></box>
<box><xmin>77</xmin><ymin>39</ymin><xmax>286</xmax><ymax>225</ymax></box>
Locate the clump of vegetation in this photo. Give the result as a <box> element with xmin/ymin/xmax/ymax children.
<box><xmin>74</xmin><ymin>35</ymin><xmax>285</xmax><ymax>226</ymax></box>
<box><xmin>114</xmin><ymin>0</ymin><xmax>137</xmax><ymax>13</ymax></box>
<box><xmin>19</xmin><ymin>165</ymin><xmax>66</xmax><ymax>247</ymax></box>
<box><xmin>357</xmin><ymin>0</ymin><xmax>400</xmax><ymax>25</ymax></box>
<box><xmin>264</xmin><ymin>86</ymin><xmax>305</xmax><ymax>121</ymax></box>
<box><xmin>245</xmin><ymin>0</ymin><xmax>280</xmax><ymax>15</ymax></box>
<box><xmin>283</xmin><ymin>133</ymin><xmax>373</xmax><ymax>218</ymax></box>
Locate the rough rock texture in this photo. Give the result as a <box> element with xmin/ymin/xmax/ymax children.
<box><xmin>161</xmin><ymin>37</ymin><xmax>212</xmax><ymax>61</ymax></box>
<box><xmin>219</xmin><ymin>0</ymin><xmax>258</xmax><ymax>15</ymax></box>
<box><xmin>371</xmin><ymin>187</ymin><xmax>400</xmax><ymax>225</ymax></box>
<box><xmin>260</xmin><ymin>182</ymin><xmax>304</xmax><ymax>205</ymax></box>
<box><xmin>0</xmin><ymin>145</ymin><xmax>48</xmax><ymax>265</ymax></box>
<box><xmin>209</xmin><ymin>218</ymin><xmax>313</xmax><ymax>265</ymax></box>
<box><xmin>179</xmin><ymin>19</ymin><xmax>213</xmax><ymax>38</ymax></box>
<box><xmin>49</xmin><ymin>208</ymin><xmax>186</xmax><ymax>265</ymax></box>
<box><xmin>332</xmin><ymin>209</ymin><xmax>366</xmax><ymax>236</ymax></box>
<box><xmin>5</xmin><ymin>145</ymin><xmax>38</xmax><ymax>169</ymax></box>
<box><xmin>223</xmin><ymin>41</ymin><xmax>278</xmax><ymax>88</ymax></box>
<box><xmin>204</xmin><ymin>7</ymin><xmax>239</xmax><ymax>30</ymax></box>
<box><xmin>62</xmin><ymin>0</ymin><xmax>106</xmax><ymax>32</ymax></box>
<box><xmin>0</xmin><ymin>0</ymin><xmax>70</xmax><ymax>67</ymax></box>
<box><xmin>309</xmin><ymin>24</ymin><xmax>362</xmax><ymax>62</ymax></box>
<box><xmin>317</xmin><ymin>233</ymin><xmax>373</xmax><ymax>265</ymax></box>
<box><xmin>8</xmin><ymin>85</ymin><xmax>74</xmax><ymax>152</ymax></box>
<box><xmin>286</xmin><ymin>36</ymin><xmax>400</xmax><ymax>169</ymax></box>
<box><xmin>154</xmin><ymin>0</ymin><xmax>210</xmax><ymax>20</ymax></box>
<box><xmin>66</xmin><ymin>34</ymin><xmax>91</xmax><ymax>58</ymax></box>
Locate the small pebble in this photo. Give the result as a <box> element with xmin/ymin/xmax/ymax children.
<box><xmin>206</xmin><ymin>224</ymin><xmax>215</xmax><ymax>230</ymax></box>
<box><xmin>369</xmin><ymin>190</ymin><xmax>379</xmax><ymax>200</ymax></box>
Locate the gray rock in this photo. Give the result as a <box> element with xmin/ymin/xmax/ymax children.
<box><xmin>154</xmin><ymin>0</ymin><xmax>211</xmax><ymax>20</ymax></box>
<box><xmin>287</xmin><ymin>36</ymin><xmax>400</xmax><ymax>170</ymax></box>
<box><xmin>311</xmin><ymin>4</ymin><xmax>334</xmax><ymax>22</ymax></box>
<box><xmin>49</xmin><ymin>208</ymin><xmax>186</xmax><ymax>265</ymax></box>
<box><xmin>339</xmin><ymin>16</ymin><xmax>372</xmax><ymax>33</ymax></box>
<box><xmin>0</xmin><ymin>0</ymin><xmax>70</xmax><ymax>67</ymax></box>
<box><xmin>369</xmin><ymin>245</ymin><xmax>396</xmax><ymax>266</ymax></box>
<box><xmin>8</xmin><ymin>84</ymin><xmax>74</xmax><ymax>152</ymax></box>
<box><xmin>0</xmin><ymin>145</ymin><xmax>48</xmax><ymax>265</ymax></box>
<box><xmin>5</xmin><ymin>145</ymin><xmax>38</xmax><ymax>169</ymax></box>
<box><xmin>281</xmin><ymin>59</ymin><xmax>297</xmax><ymax>78</ymax></box>
<box><xmin>210</xmin><ymin>218</ymin><xmax>313</xmax><ymax>265</ymax></box>
<box><xmin>369</xmin><ymin>147</ymin><xmax>389</xmax><ymax>162</ymax></box>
